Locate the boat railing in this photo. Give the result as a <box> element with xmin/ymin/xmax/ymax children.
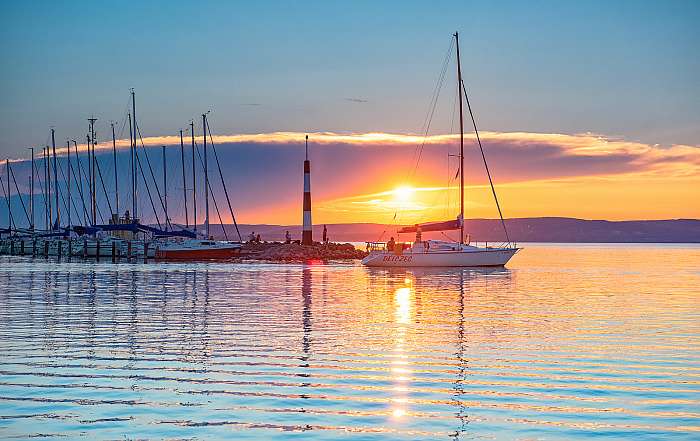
<box><xmin>473</xmin><ymin>240</ymin><xmax>517</xmax><ymax>249</ymax></box>
<box><xmin>365</xmin><ymin>242</ymin><xmax>387</xmax><ymax>252</ymax></box>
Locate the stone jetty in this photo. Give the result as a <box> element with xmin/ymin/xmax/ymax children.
<box><xmin>242</xmin><ymin>242</ymin><xmax>367</xmax><ymax>262</ymax></box>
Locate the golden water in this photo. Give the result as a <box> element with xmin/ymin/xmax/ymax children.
<box><xmin>0</xmin><ymin>244</ymin><xmax>698</xmax><ymax>439</ymax></box>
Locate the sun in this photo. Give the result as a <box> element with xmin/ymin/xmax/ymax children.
<box><xmin>393</xmin><ymin>185</ymin><xmax>415</xmax><ymax>202</ymax></box>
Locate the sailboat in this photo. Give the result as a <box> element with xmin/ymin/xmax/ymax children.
<box><xmin>153</xmin><ymin>113</ymin><xmax>242</xmax><ymax>260</ymax></box>
<box><xmin>362</xmin><ymin>32</ymin><xmax>520</xmax><ymax>268</ymax></box>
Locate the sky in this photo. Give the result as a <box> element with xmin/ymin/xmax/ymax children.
<box><xmin>0</xmin><ymin>0</ymin><xmax>698</xmax><ymax>225</ymax></box>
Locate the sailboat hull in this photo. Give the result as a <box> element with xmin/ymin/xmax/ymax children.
<box><xmin>155</xmin><ymin>247</ymin><xmax>240</xmax><ymax>260</ymax></box>
<box><xmin>362</xmin><ymin>248</ymin><xmax>519</xmax><ymax>267</ymax></box>
<box><xmin>154</xmin><ymin>240</ymin><xmax>242</xmax><ymax>260</ymax></box>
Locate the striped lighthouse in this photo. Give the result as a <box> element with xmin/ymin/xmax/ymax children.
<box><xmin>302</xmin><ymin>134</ymin><xmax>313</xmax><ymax>245</ymax></box>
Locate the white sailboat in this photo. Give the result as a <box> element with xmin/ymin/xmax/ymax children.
<box><xmin>154</xmin><ymin>238</ymin><xmax>241</xmax><ymax>260</ymax></box>
<box><xmin>152</xmin><ymin>113</ymin><xmax>243</xmax><ymax>261</ymax></box>
<box><xmin>362</xmin><ymin>32</ymin><xmax>520</xmax><ymax>268</ymax></box>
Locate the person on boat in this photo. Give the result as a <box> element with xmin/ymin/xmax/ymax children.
<box><xmin>285</xmin><ymin>230</ymin><xmax>291</xmax><ymax>244</ymax></box>
<box><xmin>322</xmin><ymin>225</ymin><xmax>328</xmax><ymax>243</ymax></box>
<box><xmin>387</xmin><ymin>237</ymin><xmax>395</xmax><ymax>252</ymax></box>
<box><xmin>256</xmin><ymin>233</ymin><xmax>261</xmax><ymax>243</ymax></box>
<box><xmin>248</xmin><ymin>231</ymin><xmax>256</xmax><ymax>243</ymax></box>
<box><xmin>415</xmin><ymin>225</ymin><xmax>422</xmax><ymax>244</ymax></box>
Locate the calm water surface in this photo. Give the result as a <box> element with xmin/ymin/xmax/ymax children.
<box><xmin>0</xmin><ymin>244</ymin><xmax>698</xmax><ymax>440</ymax></box>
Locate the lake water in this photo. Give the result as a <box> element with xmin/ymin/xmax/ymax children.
<box><xmin>0</xmin><ymin>244</ymin><xmax>698</xmax><ymax>440</ymax></box>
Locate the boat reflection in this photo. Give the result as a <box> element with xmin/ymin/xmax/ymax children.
<box><xmin>366</xmin><ymin>266</ymin><xmax>513</xmax><ymax>435</ymax></box>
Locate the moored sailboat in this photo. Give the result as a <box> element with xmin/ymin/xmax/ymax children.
<box><xmin>362</xmin><ymin>32</ymin><xmax>520</xmax><ymax>268</ymax></box>
<box><xmin>153</xmin><ymin>113</ymin><xmax>243</xmax><ymax>260</ymax></box>
<box><xmin>154</xmin><ymin>238</ymin><xmax>241</xmax><ymax>260</ymax></box>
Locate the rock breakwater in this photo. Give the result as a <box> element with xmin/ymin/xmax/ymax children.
<box><xmin>242</xmin><ymin>242</ymin><xmax>367</xmax><ymax>262</ymax></box>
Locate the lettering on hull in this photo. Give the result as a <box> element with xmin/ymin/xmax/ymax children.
<box><xmin>382</xmin><ymin>255</ymin><xmax>412</xmax><ymax>263</ymax></box>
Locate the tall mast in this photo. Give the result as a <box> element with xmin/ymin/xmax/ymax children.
<box><xmin>66</xmin><ymin>140</ymin><xmax>71</xmax><ymax>229</ymax></box>
<box><xmin>131</xmin><ymin>89</ymin><xmax>138</xmax><ymax>221</ymax></box>
<box><xmin>162</xmin><ymin>145</ymin><xmax>168</xmax><ymax>230</ymax></box>
<box><xmin>5</xmin><ymin>160</ymin><xmax>10</xmax><ymax>230</ymax></box>
<box><xmin>43</xmin><ymin>147</ymin><xmax>49</xmax><ymax>229</ymax></box>
<box><xmin>202</xmin><ymin>113</ymin><xmax>209</xmax><ymax>239</ymax></box>
<box><xmin>86</xmin><ymin>134</ymin><xmax>92</xmax><ymax>223</ymax></box>
<box><xmin>29</xmin><ymin>147</ymin><xmax>34</xmax><ymax>230</ymax></box>
<box><xmin>46</xmin><ymin>145</ymin><xmax>52</xmax><ymax>227</ymax></box>
<box><xmin>88</xmin><ymin>118</ymin><xmax>97</xmax><ymax>225</ymax></box>
<box><xmin>180</xmin><ymin>129</ymin><xmax>188</xmax><ymax>228</ymax></box>
<box><xmin>112</xmin><ymin>122</ymin><xmax>119</xmax><ymax>216</ymax></box>
<box><xmin>51</xmin><ymin>128</ymin><xmax>60</xmax><ymax>229</ymax></box>
<box><xmin>73</xmin><ymin>140</ymin><xmax>84</xmax><ymax>225</ymax></box>
<box><xmin>128</xmin><ymin>112</ymin><xmax>135</xmax><ymax>221</ymax></box>
<box><xmin>190</xmin><ymin>121</ymin><xmax>197</xmax><ymax>234</ymax></box>
<box><xmin>455</xmin><ymin>32</ymin><xmax>465</xmax><ymax>245</ymax></box>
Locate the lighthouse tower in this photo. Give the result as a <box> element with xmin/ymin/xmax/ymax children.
<box><xmin>302</xmin><ymin>135</ymin><xmax>313</xmax><ymax>245</ymax></box>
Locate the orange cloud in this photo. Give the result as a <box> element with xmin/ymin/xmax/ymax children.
<box><xmin>5</xmin><ymin>131</ymin><xmax>698</xmax><ymax>224</ymax></box>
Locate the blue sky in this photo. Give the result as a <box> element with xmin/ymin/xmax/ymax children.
<box><xmin>1</xmin><ymin>0</ymin><xmax>698</xmax><ymax>159</ymax></box>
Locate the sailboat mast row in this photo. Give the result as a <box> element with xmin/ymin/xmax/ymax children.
<box><xmin>1</xmin><ymin>87</ymin><xmax>244</xmax><ymax>261</ymax></box>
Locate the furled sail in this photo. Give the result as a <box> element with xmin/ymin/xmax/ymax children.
<box><xmin>398</xmin><ymin>217</ymin><xmax>461</xmax><ymax>233</ymax></box>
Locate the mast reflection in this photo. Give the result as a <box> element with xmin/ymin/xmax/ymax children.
<box><xmin>299</xmin><ymin>265</ymin><xmax>313</xmax><ymax>400</ymax></box>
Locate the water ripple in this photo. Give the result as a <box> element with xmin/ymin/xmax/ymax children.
<box><xmin>0</xmin><ymin>244</ymin><xmax>698</xmax><ymax>439</ymax></box>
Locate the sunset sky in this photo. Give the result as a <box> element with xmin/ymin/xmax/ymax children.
<box><xmin>1</xmin><ymin>1</ymin><xmax>698</xmax><ymax>225</ymax></box>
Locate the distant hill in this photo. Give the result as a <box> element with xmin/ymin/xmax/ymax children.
<box><xmin>206</xmin><ymin>218</ymin><xmax>700</xmax><ymax>243</ymax></box>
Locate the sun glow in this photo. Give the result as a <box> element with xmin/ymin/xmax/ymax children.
<box><xmin>393</xmin><ymin>185</ymin><xmax>415</xmax><ymax>202</ymax></box>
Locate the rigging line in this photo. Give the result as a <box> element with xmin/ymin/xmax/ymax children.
<box><xmin>403</xmin><ymin>39</ymin><xmax>454</xmax><ymax>198</ymax></box>
<box><xmin>119</xmin><ymin>113</ymin><xmax>128</xmax><ymax>139</ymax></box>
<box><xmin>446</xmin><ymin>82</ymin><xmax>459</xmax><ymax>218</ymax></box>
<box><xmin>418</xmin><ymin>38</ymin><xmax>455</xmax><ymax>139</ymax></box>
<box><xmin>67</xmin><ymin>152</ymin><xmax>90</xmax><ymax>224</ymax></box>
<box><xmin>134</xmin><ymin>147</ymin><xmax>162</xmax><ymax>229</ymax></box>
<box><xmin>56</xmin><ymin>157</ymin><xmax>82</xmax><ymax>225</ymax></box>
<box><xmin>205</xmin><ymin>119</ymin><xmax>242</xmax><ymax>241</ymax></box>
<box><xmin>75</xmin><ymin>151</ymin><xmax>102</xmax><ymax>224</ymax></box>
<box><xmin>119</xmin><ymin>96</ymin><xmax>131</xmax><ymax>138</ymax></box>
<box><xmin>135</xmin><ymin>121</ymin><xmax>171</xmax><ymax>229</ymax></box>
<box><xmin>0</xmin><ymin>176</ymin><xmax>16</xmax><ymax>229</ymax></box>
<box><xmin>461</xmin><ymin>79</ymin><xmax>510</xmax><ymax>245</ymax></box>
<box><xmin>32</xmin><ymin>160</ymin><xmax>46</xmax><ymax>220</ymax></box>
<box><xmin>410</xmin><ymin>39</ymin><xmax>454</xmax><ymax>180</ymax></box>
<box><xmin>53</xmin><ymin>163</ymin><xmax>70</xmax><ymax>225</ymax></box>
<box><xmin>193</xmin><ymin>140</ymin><xmax>228</xmax><ymax>240</ymax></box>
<box><xmin>394</xmin><ymin>39</ymin><xmax>454</xmax><ymax>227</ymax></box>
<box><xmin>9</xmin><ymin>165</ymin><xmax>30</xmax><ymax>224</ymax></box>
<box><xmin>72</xmin><ymin>150</ymin><xmax>90</xmax><ymax>225</ymax></box>
<box><xmin>94</xmin><ymin>155</ymin><xmax>114</xmax><ymax>215</ymax></box>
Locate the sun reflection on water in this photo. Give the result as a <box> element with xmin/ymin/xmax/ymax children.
<box><xmin>0</xmin><ymin>244</ymin><xmax>698</xmax><ymax>439</ymax></box>
<box><xmin>390</xmin><ymin>277</ymin><xmax>415</xmax><ymax>421</ymax></box>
